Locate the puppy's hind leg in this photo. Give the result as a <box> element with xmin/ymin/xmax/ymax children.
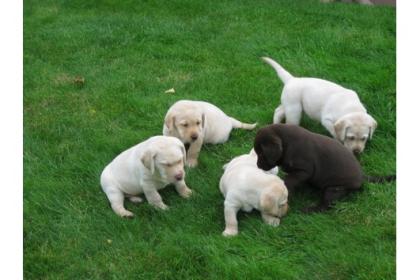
<box><xmin>105</xmin><ymin>188</ymin><xmax>134</xmax><ymax>218</ymax></box>
<box><xmin>273</xmin><ymin>105</ymin><xmax>285</xmax><ymax>124</ymax></box>
<box><xmin>284</xmin><ymin>104</ymin><xmax>302</xmax><ymax>125</ymax></box>
<box><xmin>101</xmin><ymin>172</ymin><xmax>134</xmax><ymax>217</ymax></box>
<box><xmin>302</xmin><ymin>186</ymin><xmax>349</xmax><ymax>213</ymax></box>
<box><xmin>222</xmin><ymin>202</ymin><xmax>239</xmax><ymax>237</ymax></box>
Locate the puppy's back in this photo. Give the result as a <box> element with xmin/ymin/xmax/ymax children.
<box><xmin>270</xmin><ymin>124</ymin><xmax>363</xmax><ymax>188</ymax></box>
<box><xmin>305</xmin><ymin>129</ymin><xmax>363</xmax><ymax>188</ymax></box>
<box><xmin>222</xmin><ymin>159</ymin><xmax>282</xmax><ymax>194</ymax></box>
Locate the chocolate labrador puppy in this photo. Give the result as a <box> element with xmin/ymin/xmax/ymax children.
<box><xmin>254</xmin><ymin>124</ymin><xmax>364</xmax><ymax>213</ymax></box>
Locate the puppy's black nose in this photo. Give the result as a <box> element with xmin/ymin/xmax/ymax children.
<box><xmin>175</xmin><ymin>173</ymin><xmax>183</xmax><ymax>181</ymax></box>
<box><xmin>353</xmin><ymin>149</ymin><xmax>361</xmax><ymax>154</ymax></box>
<box><xmin>191</xmin><ymin>134</ymin><xmax>198</xmax><ymax>141</ymax></box>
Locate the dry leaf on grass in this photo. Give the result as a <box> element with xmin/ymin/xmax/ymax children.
<box><xmin>165</xmin><ymin>88</ymin><xmax>175</xmax><ymax>94</ymax></box>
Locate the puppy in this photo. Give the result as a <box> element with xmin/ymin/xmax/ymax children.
<box><xmin>219</xmin><ymin>149</ymin><xmax>288</xmax><ymax>236</ymax></box>
<box><xmin>262</xmin><ymin>57</ymin><xmax>377</xmax><ymax>154</ymax></box>
<box><xmin>163</xmin><ymin>100</ymin><xmax>257</xmax><ymax>167</ymax></box>
<box><xmin>254</xmin><ymin>124</ymin><xmax>363</xmax><ymax>213</ymax></box>
<box><xmin>100</xmin><ymin>136</ymin><xmax>192</xmax><ymax>217</ymax></box>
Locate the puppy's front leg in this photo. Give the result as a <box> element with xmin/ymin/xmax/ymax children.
<box><xmin>222</xmin><ymin>202</ymin><xmax>239</xmax><ymax>237</ymax></box>
<box><xmin>143</xmin><ymin>184</ymin><xmax>168</xmax><ymax>210</ymax></box>
<box><xmin>321</xmin><ymin>118</ymin><xmax>337</xmax><ymax>138</ymax></box>
<box><xmin>174</xmin><ymin>180</ymin><xmax>192</xmax><ymax>198</ymax></box>
<box><xmin>186</xmin><ymin>137</ymin><xmax>203</xmax><ymax>167</ymax></box>
<box><xmin>284</xmin><ymin>171</ymin><xmax>310</xmax><ymax>197</ymax></box>
<box><xmin>261</xmin><ymin>213</ymin><xmax>280</xmax><ymax>227</ymax></box>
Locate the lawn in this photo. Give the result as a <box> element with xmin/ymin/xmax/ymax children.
<box><xmin>23</xmin><ymin>0</ymin><xmax>396</xmax><ymax>279</ymax></box>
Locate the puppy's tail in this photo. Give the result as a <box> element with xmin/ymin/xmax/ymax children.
<box><xmin>230</xmin><ymin>117</ymin><xmax>257</xmax><ymax>130</ymax></box>
<box><xmin>363</xmin><ymin>174</ymin><xmax>396</xmax><ymax>183</ymax></box>
<box><xmin>261</xmin><ymin>57</ymin><xmax>294</xmax><ymax>84</ymax></box>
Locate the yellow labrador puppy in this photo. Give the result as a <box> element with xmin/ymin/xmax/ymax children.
<box><xmin>263</xmin><ymin>57</ymin><xmax>377</xmax><ymax>154</ymax></box>
<box><xmin>163</xmin><ymin>100</ymin><xmax>256</xmax><ymax>167</ymax></box>
<box><xmin>100</xmin><ymin>136</ymin><xmax>192</xmax><ymax>218</ymax></box>
<box><xmin>219</xmin><ymin>150</ymin><xmax>288</xmax><ymax>237</ymax></box>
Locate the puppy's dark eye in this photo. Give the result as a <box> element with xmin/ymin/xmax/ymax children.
<box><xmin>196</xmin><ymin>121</ymin><xmax>200</xmax><ymax>125</ymax></box>
<box><xmin>348</xmin><ymin>136</ymin><xmax>355</xmax><ymax>141</ymax></box>
<box><xmin>182</xmin><ymin>123</ymin><xmax>188</xmax><ymax>127</ymax></box>
<box><xmin>165</xmin><ymin>163</ymin><xmax>172</xmax><ymax>167</ymax></box>
<box><xmin>361</xmin><ymin>136</ymin><xmax>367</xmax><ymax>141</ymax></box>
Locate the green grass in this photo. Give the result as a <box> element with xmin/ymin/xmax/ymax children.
<box><xmin>24</xmin><ymin>0</ymin><xmax>396</xmax><ymax>279</ymax></box>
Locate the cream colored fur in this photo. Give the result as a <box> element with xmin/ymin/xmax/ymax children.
<box><xmin>263</xmin><ymin>57</ymin><xmax>377</xmax><ymax>154</ymax></box>
<box><xmin>163</xmin><ymin>100</ymin><xmax>257</xmax><ymax>167</ymax></box>
<box><xmin>219</xmin><ymin>150</ymin><xmax>288</xmax><ymax>237</ymax></box>
<box><xmin>100</xmin><ymin>136</ymin><xmax>192</xmax><ymax>217</ymax></box>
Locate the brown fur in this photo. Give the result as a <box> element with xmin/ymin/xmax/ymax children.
<box><xmin>254</xmin><ymin>124</ymin><xmax>363</xmax><ymax>213</ymax></box>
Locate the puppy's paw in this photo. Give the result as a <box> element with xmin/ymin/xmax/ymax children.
<box><xmin>179</xmin><ymin>187</ymin><xmax>193</xmax><ymax>198</ymax></box>
<box><xmin>186</xmin><ymin>158</ymin><xmax>198</xmax><ymax>168</ymax></box>
<box><xmin>264</xmin><ymin>216</ymin><xmax>280</xmax><ymax>227</ymax></box>
<box><xmin>222</xmin><ymin>228</ymin><xmax>238</xmax><ymax>237</ymax></box>
<box><xmin>128</xmin><ymin>196</ymin><xmax>143</xmax><ymax>203</ymax></box>
<box><xmin>154</xmin><ymin>202</ymin><xmax>169</xmax><ymax>211</ymax></box>
<box><xmin>118</xmin><ymin>210</ymin><xmax>134</xmax><ymax>218</ymax></box>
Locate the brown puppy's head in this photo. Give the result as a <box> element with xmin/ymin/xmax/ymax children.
<box><xmin>165</xmin><ymin>107</ymin><xmax>205</xmax><ymax>144</ymax></box>
<box><xmin>254</xmin><ymin>126</ymin><xmax>283</xmax><ymax>171</ymax></box>
<box><xmin>334</xmin><ymin>112</ymin><xmax>377</xmax><ymax>154</ymax></box>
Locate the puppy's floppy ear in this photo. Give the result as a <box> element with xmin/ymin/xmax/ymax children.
<box><xmin>368</xmin><ymin>117</ymin><xmax>377</xmax><ymax>140</ymax></box>
<box><xmin>334</xmin><ymin>117</ymin><xmax>349</xmax><ymax>142</ymax></box>
<box><xmin>260</xmin><ymin>187</ymin><xmax>278</xmax><ymax>215</ymax></box>
<box><xmin>141</xmin><ymin>148</ymin><xmax>156</xmax><ymax>174</ymax></box>
<box><xmin>261</xmin><ymin>136</ymin><xmax>283</xmax><ymax>161</ymax></box>
<box><xmin>201</xmin><ymin>113</ymin><xmax>205</xmax><ymax>128</ymax></box>
<box><xmin>165</xmin><ymin>112</ymin><xmax>176</xmax><ymax>132</ymax></box>
<box><xmin>278</xmin><ymin>185</ymin><xmax>288</xmax><ymax>206</ymax></box>
<box><xmin>277</xmin><ymin>185</ymin><xmax>289</xmax><ymax>217</ymax></box>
